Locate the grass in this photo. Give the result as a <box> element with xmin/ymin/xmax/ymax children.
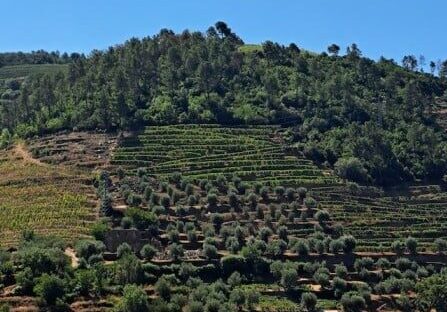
<box><xmin>0</xmin><ymin>64</ymin><xmax>68</xmax><ymax>80</ymax></box>
<box><xmin>0</xmin><ymin>148</ymin><xmax>96</xmax><ymax>247</ymax></box>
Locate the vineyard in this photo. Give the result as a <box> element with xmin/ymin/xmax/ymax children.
<box><xmin>0</xmin><ymin>63</ymin><xmax>68</xmax><ymax>80</ymax></box>
<box><xmin>109</xmin><ymin>125</ymin><xmax>447</xmax><ymax>252</ymax></box>
<box><xmin>112</xmin><ymin>125</ymin><xmax>339</xmax><ymax>186</ymax></box>
<box><xmin>0</xmin><ymin>145</ymin><xmax>97</xmax><ymax>247</ymax></box>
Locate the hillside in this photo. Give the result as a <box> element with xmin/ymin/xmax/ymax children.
<box><xmin>0</xmin><ymin>144</ymin><xmax>97</xmax><ymax>247</ymax></box>
<box><xmin>1</xmin><ymin>23</ymin><xmax>447</xmax><ymax>187</ymax></box>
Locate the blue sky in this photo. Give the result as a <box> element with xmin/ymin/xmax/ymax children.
<box><xmin>1</xmin><ymin>0</ymin><xmax>446</xmax><ymax>64</ymax></box>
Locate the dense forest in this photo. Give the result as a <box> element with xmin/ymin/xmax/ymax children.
<box><xmin>1</xmin><ymin>22</ymin><xmax>447</xmax><ymax>186</ymax></box>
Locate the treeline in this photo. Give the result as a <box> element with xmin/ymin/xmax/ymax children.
<box><xmin>1</xmin><ymin>22</ymin><xmax>447</xmax><ymax>185</ymax></box>
<box><xmin>0</xmin><ymin>50</ymin><xmax>77</xmax><ymax>67</ymax></box>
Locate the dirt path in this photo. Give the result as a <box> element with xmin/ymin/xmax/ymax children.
<box><xmin>12</xmin><ymin>142</ymin><xmax>47</xmax><ymax>167</ymax></box>
<box><xmin>65</xmin><ymin>247</ymin><xmax>79</xmax><ymax>268</ymax></box>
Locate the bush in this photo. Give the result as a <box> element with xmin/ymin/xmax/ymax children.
<box><xmin>155</xmin><ymin>277</ymin><xmax>171</xmax><ymax>301</ymax></box>
<box><xmin>140</xmin><ymin>244</ymin><xmax>157</xmax><ymax>260</ymax></box>
<box><xmin>125</xmin><ymin>208</ymin><xmax>157</xmax><ymax>230</ymax></box>
<box><xmin>274</xmin><ymin>186</ymin><xmax>285</xmax><ymax>198</ymax></box>
<box><xmin>15</xmin><ymin>267</ymin><xmax>34</xmax><ymax>295</ymax></box>
<box><xmin>168</xmin><ymin>243</ymin><xmax>184</xmax><ymax>262</ymax></box>
<box><xmin>203</xmin><ymin>244</ymin><xmax>219</xmax><ymax>260</ymax></box>
<box><xmin>75</xmin><ymin>239</ymin><xmax>105</xmax><ymax>260</ymax></box>
<box><xmin>227</xmin><ymin>272</ymin><xmax>242</xmax><ymax>288</ymax></box>
<box><xmin>281</xmin><ymin>269</ymin><xmax>298</xmax><ymax>290</ymax></box>
<box><xmin>229</xmin><ymin>288</ymin><xmax>245</xmax><ymax>307</ymax></box>
<box><xmin>335</xmin><ymin>264</ymin><xmax>348</xmax><ymax>279</ymax></box>
<box><xmin>405</xmin><ymin>237</ymin><xmax>418</xmax><ymax>254</ymax></box>
<box><xmin>392</xmin><ymin>240</ymin><xmax>405</xmax><ymax>255</ymax></box>
<box><xmin>340</xmin><ymin>291</ymin><xmax>366</xmax><ymax>312</ymax></box>
<box><xmin>117</xmin><ymin>243</ymin><xmax>133</xmax><ymax>258</ymax></box>
<box><xmin>342</xmin><ymin>235</ymin><xmax>356</xmax><ymax>253</ymax></box>
<box><xmin>117</xmin><ymin>284</ymin><xmax>149</xmax><ymax>312</ymax></box>
<box><xmin>300</xmin><ymin>292</ymin><xmax>317</xmax><ymax>311</ymax></box>
<box><xmin>221</xmin><ymin>255</ymin><xmax>246</xmax><ymax>276</ymax></box>
<box><xmin>333</xmin><ymin>277</ymin><xmax>347</xmax><ymax>298</ymax></box>
<box><xmin>329</xmin><ymin>239</ymin><xmax>345</xmax><ymax>254</ymax></box>
<box><xmin>335</xmin><ymin>157</ymin><xmax>368</xmax><ymax>183</ymax></box>
<box><xmin>90</xmin><ymin>221</ymin><xmax>109</xmax><ymax>241</ymax></box>
<box><xmin>315</xmin><ymin>210</ymin><xmax>330</xmax><ymax>223</ymax></box>
<box><xmin>292</xmin><ymin>239</ymin><xmax>309</xmax><ymax>256</ymax></box>
<box><xmin>160</xmin><ymin>195</ymin><xmax>171</xmax><ymax>209</ymax></box>
<box><xmin>33</xmin><ymin>274</ymin><xmax>65</xmax><ymax>306</ymax></box>
<box><xmin>207</xmin><ymin>193</ymin><xmax>218</xmax><ymax>207</ymax></box>
<box><xmin>285</xmin><ymin>188</ymin><xmax>296</xmax><ymax>201</ymax></box>
<box><xmin>435</xmin><ymin>238</ymin><xmax>447</xmax><ymax>254</ymax></box>
<box><xmin>121</xmin><ymin>217</ymin><xmax>133</xmax><ymax>229</ymax></box>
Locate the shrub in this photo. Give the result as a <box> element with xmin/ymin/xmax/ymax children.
<box><xmin>435</xmin><ymin>238</ymin><xmax>447</xmax><ymax>254</ymax></box>
<box><xmin>203</xmin><ymin>244</ymin><xmax>219</xmax><ymax>260</ymax></box>
<box><xmin>340</xmin><ymin>291</ymin><xmax>366</xmax><ymax>312</ymax></box>
<box><xmin>274</xmin><ymin>186</ymin><xmax>285</xmax><ymax>198</ymax></box>
<box><xmin>117</xmin><ymin>284</ymin><xmax>149</xmax><ymax>312</ymax></box>
<box><xmin>188</xmin><ymin>301</ymin><xmax>204</xmax><ymax>312</ymax></box>
<box><xmin>117</xmin><ymin>243</ymin><xmax>133</xmax><ymax>258</ymax></box>
<box><xmin>376</xmin><ymin>258</ymin><xmax>391</xmax><ymax>270</ymax></box>
<box><xmin>161</xmin><ymin>195</ymin><xmax>171</xmax><ymax>209</ymax></box>
<box><xmin>281</xmin><ymin>269</ymin><xmax>298</xmax><ymax>290</ymax></box>
<box><xmin>207</xmin><ymin>193</ymin><xmax>218</xmax><ymax>207</ymax></box>
<box><xmin>285</xmin><ymin>188</ymin><xmax>296</xmax><ymax>201</ymax></box>
<box><xmin>227</xmin><ymin>272</ymin><xmax>242</xmax><ymax>288</ymax></box>
<box><xmin>335</xmin><ymin>157</ymin><xmax>368</xmax><ymax>183</ymax></box>
<box><xmin>125</xmin><ymin>208</ymin><xmax>157</xmax><ymax>230</ymax></box>
<box><xmin>33</xmin><ymin>274</ymin><xmax>65</xmax><ymax>306</ymax></box>
<box><xmin>127</xmin><ymin>193</ymin><xmax>142</xmax><ymax>207</ymax></box>
<box><xmin>260</xmin><ymin>186</ymin><xmax>270</xmax><ymax>201</ymax></box>
<box><xmin>315</xmin><ymin>210</ymin><xmax>330</xmax><ymax>224</ymax></box>
<box><xmin>267</xmin><ymin>240</ymin><xmax>287</xmax><ymax>257</ymax></box>
<box><xmin>229</xmin><ymin>288</ymin><xmax>245</xmax><ymax>307</ymax></box>
<box><xmin>90</xmin><ymin>221</ymin><xmax>109</xmax><ymax>241</ymax></box>
<box><xmin>140</xmin><ymin>244</ymin><xmax>157</xmax><ymax>260</ymax></box>
<box><xmin>121</xmin><ymin>217</ymin><xmax>133</xmax><ymax>229</ymax></box>
<box><xmin>333</xmin><ymin>277</ymin><xmax>348</xmax><ymax>298</ymax></box>
<box><xmin>221</xmin><ymin>255</ymin><xmax>246</xmax><ymax>276</ymax></box>
<box><xmin>246</xmin><ymin>290</ymin><xmax>260</xmax><ymax>309</ymax></box>
<box><xmin>168</xmin><ymin>243</ymin><xmax>184</xmax><ymax>262</ymax></box>
<box><xmin>75</xmin><ymin>239</ymin><xmax>105</xmax><ymax>260</ymax></box>
<box><xmin>342</xmin><ymin>235</ymin><xmax>356</xmax><ymax>253</ymax></box>
<box><xmin>335</xmin><ymin>264</ymin><xmax>348</xmax><ymax>279</ymax></box>
<box><xmin>259</xmin><ymin>227</ymin><xmax>273</xmax><ymax>242</ymax></box>
<box><xmin>329</xmin><ymin>239</ymin><xmax>345</xmax><ymax>254</ymax></box>
<box><xmin>292</xmin><ymin>239</ymin><xmax>309</xmax><ymax>256</ymax></box>
<box><xmin>313</xmin><ymin>270</ymin><xmax>330</xmax><ymax>288</ymax></box>
<box><xmin>277</xmin><ymin>226</ymin><xmax>288</xmax><ymax>241</ymax></box>
<box><xmin>300</xmin><ymin>292</ymin><xmax>317</xmax><ymax>311</ymax></box>
<box><xmin>391</xmin><ymin>240</ymin><xmax>405</xmax><ymax>255</ymax></box>
<box><xmin>247</xmin><ymin>192</ymin><xmax>258</xmax><ymax>207</ymax></box>
<box><xmin>405</xmin><ymin>237</ymin><xmax>418</xmax><ymax>254</ymax></box>
<box><xmin>155</xmin><ymin>277</ymin><xmax>171</xmax><ymax>301</ymax></box>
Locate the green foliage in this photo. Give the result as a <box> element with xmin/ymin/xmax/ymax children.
<box><xmin>125</xmin><ymin>208</ymin><xmax>157</xmax><ymax>230</ymax></box>
<box><xmin>33</xmin><ymin>274</ymin><xmax>65</xmax><ymax>306</ymax></box>
<box><xmin>416</xmin><ymin>272</ymin><xmax>447</xmax><ymax>312</ymax></box>
<box><xmin>117</xmin><ymin>284</ymin><xmax>149</xmax><ymax>312</ymax></box>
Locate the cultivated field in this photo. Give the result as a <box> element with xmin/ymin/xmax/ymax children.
<box><xmin>0</xmin><ymin>144</ymin><xmax>97</xmax><ymax>247</ymax></box>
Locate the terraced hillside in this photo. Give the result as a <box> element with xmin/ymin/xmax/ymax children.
<box><xmin>312</xmin><ymin>185</ymin><xmax>447</xmax><ymax>251</ymax></box>
<box><xmin>112</xmin><ymin>125</ymin><xmax>338</xmax><ymax>187</ymax></box>
<box><xmin>0</xmin><ymin>144</ymin><xmax>97</xmax><ymax>247</ymax></box>
<box><xmin>110</xmin><ymin>125</ymin><xmax>447</xmax><ymax>252</ymax></box>
<box><xmin>27</xmin><ymin>131</ymin><xmax>117</xmax><ymax>169</ymax></box>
